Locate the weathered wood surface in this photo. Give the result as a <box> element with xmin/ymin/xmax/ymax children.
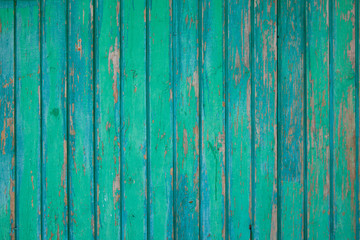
<box><xmin>68</xmin><ymin>0</ymin><xmax>95</xmax><ymax>238</ymax></box>
<box><xmin>94</xmin><ymin>0</ymin><xmax>121</xmax><ymax>239</ymax></box>
<box><xmin>306</xmin><ymin>0</ymin><xmax>330</xmax><ymax>238</ymax></box>
<box><xmin>253</xmin><ymin>0</ymin><xmax>277</xmax><ymax>239</ymax></box>
<box><xmin>0</xmin><ymin>0</ymin><xmax>359</xmax><ymax>239</ymax></box>
<box><xmin>41</xmin><ymin>0</ymin><xmax>68</xmax><ymax>239</ymax></box>
<box><xmin>332</xmin><ymin>0</ymin><xmax>357</xmax><ymax>238</ymax></box>
<box><xmin>15</xmin><ymin>1</ymin><xmax>42</xmax><ymax>239</ymax></box>
<box><xmin>0</xmin><ymin>2</ymin><xmax>15</xmax><ymax>239</ymax></box>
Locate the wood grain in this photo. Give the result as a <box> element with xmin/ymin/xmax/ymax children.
<box><xmin>0</xmin><ymin>2</ymin><xmax>15</xmax><ymax>239</ymax></box>
<box><xmin>15</xmin><ymin>1</ymin><xmax>42</xmax><ymax>239</ymax></box>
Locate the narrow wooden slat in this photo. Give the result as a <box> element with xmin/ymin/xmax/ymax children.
<box><xmin>94</xmin><ymin>0</ymin><xmax>121</xmax><ymax>238</ymax></box>
<box><xmin>41</xmin><ymin>0</ymin><xmax>68</xmax><ymax>238</ymax></box>
<box><xmin>68</xmin><ymin>0</ymin><xmax>95</xmax><ymax>238</ymax></box>
<box><xmin>278</xmin><ymin>0</ymin><xmax>305</xmax><ymax>238</ymax></box>
<box><xmin>253</xmin><ymin>0</ymin><xmax>277</xmax><ymax>239</ymax></box>
<box><xmin>227</xmin><ymin>0</ymin><xmax>251</xmax><ymax>238</ymax></box>
<box><xmin>306</xmin><ymin>0</ymin><xmax>330</xmax><ymax>238</ymax></box>
<box><xmin>332</xmin><ymin>0</ymin><xmax>356</xmax><ymax>238</ymax></box>
<box><xmin>200</xmin><ymin>0</ymin><xmax>225</xmax><ymax>238</ymax></box>
<box><xmin>357</xmin><ymin>0</ymin><xmax>360</xmax><ymax>238</ymax></box>
<box><xmin>173</xmin><ymin>0</ymin><xmax>200</xmax><ymax>238</ymax></box>
<box><xmin>0</xmin><ymin>2</ymin><xmax>15</xmax><ymax>239</ymax></box>
<box><xmin>121</xmin><ymin>0</ymin><xmax>147</xmax><ymax>238</ymax></box>
<box><xmin>15</xmin><ymin>1</ymin><xmax>41</xmax><ymax>239</ymax></box>
<box><xmin>148</xmin><ymin>0</ymin><xmax>173</xmax><ymax>238</ymax></box>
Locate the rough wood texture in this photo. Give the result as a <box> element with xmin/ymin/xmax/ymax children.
<box><xmin>121</xmin><ymin>0</ymin><xmax>147</xmax><ymax>239</ymax></box>
<box><xmin>200</xmin><ymin>0</ymin><xmax>225</xmax><ymax>238</ymax></box>
<box><xmin>278</xmin><ymin>0</ymin><xmax>305</xmax><ymax>238</ymax></box>
<box><xmin>41</xmin><ymin>0</ymin><xmax>68</xmax><ymax>239</ymax></box>
<box><xmin>68</xmin><ymin>0</ymin><xmax>95</xmax><ymax>238</ymax></box>
<box><xmin>15</xmin><ymin>1</ymin><xmax>42</xmax><ymax>239</ymax></box>
<box><xmin>332</xmin><ymin>0</ymin><xmax>356</xmax><ymax>238</ymax></box>
<box><xmin>227</xmin><ymin>0</ymin><xmax>252</xmax><ymax>239</ymax></box>
<box><xmin>0</xmin><ymin>0</ymin><xmax>359</xmax><ymax>239</ymax></box>
<box><xmin>148</xmin><ymin>0</ymin><xmax>174</xmax><ymax>238</ymax></box>
<box><xmin>94</xmin><ymin>0</ymin><xmax>121</xmax><ymax>238</ymax></box>
<box><xmin>0</xmin><ymin>2</ymin><xmax>15</xmax><ymax>239</ymax></box>
<box><xmin>306</xmin><ymin>0</ymin><xmax>330</xmax><ymax>238</ymax></box>
<box><xmin>253</xmin><ymin>0</ymin><xmax>277</xmax><ymax>239</ymax></box>
<box><xmin>174</xmin><ymin>0</ymin><xmax>200</xmax><ymax>239</ymax></box>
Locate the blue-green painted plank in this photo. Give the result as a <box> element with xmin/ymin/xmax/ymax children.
<box><xmin>227</xmin><ymin>0</ymin><xmax>252</xmax><ymax>238</ymax></box>
<box><xmin>174</xmin><ymin>0</ymin><xmax>200</xmax><ymax>238</ymax></box>
<box><xmin>121</xmin><ymin>0</ymin><xmax>147</xmax><ymax>238</ymax></box>
<box><xmin>148</xmin><ymin>0</ymin><xmax>174</xmax><ymax>239</ymax></box>
<box><xmin>41</xmin><ymin>0</ymin><xmax>68</xmax><ymax>238</ymax></box>
<box><xmin>253</xmin><ymin>0</ymin><xmax>277</xmax><ymax>239</ymax></box>
<box><xmin>200</xmin><ymin>0</ymin><xmax>225</xmax><ymax>238</ymax></box>
<box><xmin>15</xmin><ymin>1</ymin><xmax>41</xmax><ymax>239</ymax></box>
<box><xmin>68</xmin><ymin>0</ymin><xmax>95</xmax><ymax>238</ymax></box>
<box><xmin>278</xmin><ymin>0</ymin><xmax>305</xmax><ymax>238</ymax></box>
<box><xmin>332</xmin><ymin>0</ymin><xmax>356</xmax><ymax>238</ymax></box>
<box><xmin>94</xmin><ymin>0</ymin><xmax>121</xmax><ymax>238</ymax></box>
<box><xmin>0</xmin><ymin>2</ymin><xmax>15</xmax><ymax>239</ymax></box>
<box><xmin>306</xmin><ymin>0</ymin><xmax>330</xmax><ymax>238</ymax></box>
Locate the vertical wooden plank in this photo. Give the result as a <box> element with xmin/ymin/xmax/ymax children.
<box><xmin>173</xmin><ymin>0</ymin><xmax>200</xmax><ymax>238</ymax></box>
<box><xmin>68</xmin><ymin>0</ymin><xmax>95</xmax><ymax>238</ymax></box>
<box><xmin>15</xmin><ymin>0</ymin><xmax>41</xmax><ymax>239</ymax></box>
<box><xmin>355</xmin><ymin>1</ymin><xmax>360</xmax><ymax>238</ymax></box>
<box><xmin>227</xmin><ymin>0</ymin><xmax>251</xmax><ymax>238</ymax></box>
<box><xmin>41</xmin><ymin>0</ymin><xmax>68</xmax><ymax>238</ymax></box>
<box><xmin>253</xmin><ymin>0</ymin><xmax>277</xmax><ymax>239</ymax></box>
<box><xmin>278</xmin><ymin>0</ymin><xmax>305</xmax><ymax>238</ymax></box>
<box><xmin>306</xmin><ymin>0</ymin><xmax>330</xmax><ymax>238</ymax></box>
<box><xmin>148</xmin><ymin>0</ymin><xmax>173</xmax><ymax>239</ymax></box>
<box><xmin>332</xmin><ymin>0</ymin><xmax>356</xmax><ymax>238</ymax></box>
<box><xmin>121</xmin><ymin>0</ymin><xmax>147</xmax><ymax>238</ymax></box>
<box><xmin>94</xmin><ymin>0</ymin><xmax>121</xmax><ymax>238</ymax></box>
<box><xmin>0</xmin><ymin>2</ymin><xmax>15</xmax><ymax>239</ymax></box>
<box><xmin>200</xmin><ymin>0</ymin><xmax>225</xmax><ymax>238</ymax></box>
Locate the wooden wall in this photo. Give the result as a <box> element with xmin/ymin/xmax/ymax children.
<box><xmin>0</xmin><ymin>0</ymin><xmax>359</xmax><ymax>239</ymax></box>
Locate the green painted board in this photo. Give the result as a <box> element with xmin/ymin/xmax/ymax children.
<box><xmin>0</xmin><ymin>1</ymin><xmax>360</xmax><ymax>239</ymax></box>
<box><xmin>121</xmin><ymin>0</ymin><xmax>147</xmax><ymax>239</ymax></box>
<box><xmin>227</xmin><ymin>0</ymin><xmax>252</xmax><ymax>239</ymax></box>
<box><xmin>68</xmin><ymin>0</ymin><xmax>95</xmax><ymax>238</ymax></box>
<box><xmin>15</xmin><ymin>1</ymin><xmax>42</xmax><ymax>239</ymax></box>
<box><xmin>94</xmin><ymin>0</ymin><xmax>121</xmax><ymax>238</ymax></box>
<box><xmin>200</xmin><ymin>0</ymin><xmax>225</xmax><ymax>238</ymax></box>
<box><xmin>278</xmin><ymin>0</ymin><xmax>305</xmax><ymax>238</ymax></box>
<box><xmin>174</xmin><ymin>0</ymin><xmax>200</xmax><ymax>239</ymax></box>
<box><xmin>41</xmin><ymin>0</ymin><xmax>68</xmax><ymax>239</ymax></box>
<box><xmin>148</xmin><ymin>0</ymin><xmax>174</xmax><ymax>238</ymax></box>
<box><xmin>332</xmin><ymin>0</ymin><xmax>356</xmax><ymax>238</ymax></box>
<box><xmin>253</xmin><ymin>0</ymin><xmax>277</xmax><ymax>239</ymax></box>
<box><xmin>306</xmin><ymin>0</ymin><xmax>330</xmax><ymax>238</ymax></box>
<box><xmin>0</xmin><ymin>2</ymin><xmax>15</xmax><ymax>239</ymax></box>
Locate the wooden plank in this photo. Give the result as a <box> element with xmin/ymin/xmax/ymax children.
<box><xmin>306</xmin><ymin>0</ymin><xmax>330</xmax><ymax>238</ymax></box>
<box><xmin>68</xmin><ymin>0</ymin><xmax>95</xmax><ymax>238</ymax></box>
<box><xmin>0</xmin><ymin>2</ymin><xmax>15</xmax><ymax>239</ymax></box>
<box><xmin>278</xmin><ymin>0</ymin><xmax>305</xmax><ymax>238</ymax></box>
<box><xmin>94</xmin><ymin>0</ymin><xmax>121</xmax><ymax>238</ymax></box>
<box><xmin>15</xmin><ymin>1</ymin><xmax>41</xmax><ymax>239</ymax></box>
<box><xmin>200</xmin><ymin>0</ymin><xmax>225</xmax><ymax>238</ymax></box>
<box><xmin>227</xmin><ymin>0</ymin><xmax>251</xmax><ymax>238</ymax></box>
<box><xmin>253</xmin><ymin>0</ymin><xmax>277</xmax><ymax>239</ymax></box>
<box><xmin>332</xmin><ymin>0</ymin><xmax>356</xmax><ymax>238</ymax></box>
<box><xmin>148</xmin><ymin>0</ymin><xmax>173</xmax><ymax>238</ymax></box>
<box><xmin>173</xmin><ymin>0</ymin><xmax>200</xmax><ymax>238</ymax></box>
<box><xmin>121</xmin><ymin>0</ymin><xmax>147</xmax><ymax>238</ymax></box>
<box><xmin>41</xmin><ymin>0</ymin><xmax>68</xmax><ymax>239</ymax></box>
